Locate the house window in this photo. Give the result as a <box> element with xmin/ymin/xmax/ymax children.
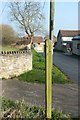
<box><xmin>77</xmin><ymin>43</ymin><xmax>80</xmax><ymax>49</ymax></box>
<box><xmin>62</xmin><ymin>43</ymin><xmax>67</xmax><ymax>46</ymax></box>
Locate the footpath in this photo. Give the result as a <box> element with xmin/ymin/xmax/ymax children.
<box><xmin>0</xmin><ymin>79</ymin><xmax>78</xmax><ymax>117</ymax></box>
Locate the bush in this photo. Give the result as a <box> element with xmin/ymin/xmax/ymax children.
<box><xmin>0</xmin><ymin>24</ymin><xmax>18</xmax><ymax>46</ymax></box>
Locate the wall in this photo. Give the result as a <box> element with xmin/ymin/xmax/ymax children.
<box><xmin>34</xmin><ymin>43</ymin><xmax>45</xmax><ymax>53</ymax></box>
<box><xmin>62</xmin><ymin>37</ymin><xmax>73</xmax><ymax>42</ymax></box>
<box><xmin>0</xmin><ymin>50</ymin><xmax>32</xmax><ymax>79</ymax></box>
<box><xmin>55</xmin><ymin>34</ymin><xmax>63</xmax><ymax>51</ymax></box>
<box><xmin>72</xmin><ymin>40</ymin><xmax>80</xmax><ymax>55</ymax></box>
<box><xmin>55</xmin><ymin>36</ymin><xmax>73</xmax><ymax>52</ymax></box>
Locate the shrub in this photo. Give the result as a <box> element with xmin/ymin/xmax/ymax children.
<box><xmin>0</xmin><ymin>24</ymin><xmax>18</xmax><ymax>46</ymax></box>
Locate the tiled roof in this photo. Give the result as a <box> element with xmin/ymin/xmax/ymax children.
<box><xmin>72</xmin><ymin>36</ymin><xmax>80</xmax><ymax>40</ymax></box>
<box><xmin>31</xmin><ymin>36</ymin><xmax>43</xmax><ymax>43</ymax></box>
<box><xmin>44</xmin><ymin>35</ymin><xmax>57</xmax><ymax>43</ymax></box>
<box><xmin>16</xmin><ymin>36</ymin><xmax>44</xmax><ymax>45</ymax></box>
<box><xmin>23</xmin><ymin>35</ymin><xmax>29</xmax><ymax>39</ymax></box>
<box><xmin>58</xmin><ymin>30</ymin><xmax>80</xmax><ymax>37</ymax></box>
<box><xmin>16</xmin><ymin>39</ymin><xmax>31</xmax><ymax>45</ymax></box>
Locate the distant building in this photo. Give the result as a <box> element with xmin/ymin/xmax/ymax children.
<box><xmin>44</xmin><ymin>35</ymin><xmax>57</xmax><ymax>47</ymax></box>
<box><xmin>55</xmin><ymin>30</ymin><xmax>80</xmax><ymax>52</ymax></box>
<box><xmin>31</xmin><ymin>36</ymin><xmax>44</xmax><ymax>52</ymax></box>
<box><xmin>72</xmin><ymin>36</ymin><xmax>80</xmax><ymax>55</ymax></box>
<box><xmin>16</xmin><ymin>36</ymin><xmax>44</xmax><ymax>52</ymax></box>
<box><xmin>16</xmin><ymin>37</ymin><xmax>31</xmax><ymax>50</ymax></box>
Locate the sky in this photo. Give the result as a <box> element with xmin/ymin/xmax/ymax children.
<box><xmin>54</xmin><ymin>2</ymin><xmax>78</xmax><ymax>36</ymax></box>
<box><xmin>0</xmin><ymin>1</ymin><xmax>78</xmax><ymax>37</ymax></box>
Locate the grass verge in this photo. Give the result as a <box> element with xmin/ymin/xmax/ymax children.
<box><xmin>0</xmin><ymin>45</ymin><xmax>19</xmax><ymax>51</ymax></box>
<box><xmin>0</xmin><ymin>97</ymin><xmax>72</xmax><ymax>119</ymax></box>
<box><xmin>18</xmin><ymin>49</ymin><xmax>73</xmax><ymax>84</ymax></box>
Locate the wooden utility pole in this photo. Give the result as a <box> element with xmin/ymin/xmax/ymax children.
<box><xmin>45</xmin><ymin>0</ymin><xmax>54</xmax><ymax>119</ymax></box>
<box><xmin>50</xmin><ymin>0</ymin><xmax>54</xmax><ymax>41</ymax></box>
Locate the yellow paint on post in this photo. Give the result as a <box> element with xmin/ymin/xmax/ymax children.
<box><xmin>45</xmin><ymin>39</ymin><xmax>52</xmax><ymax>119</ymax></box>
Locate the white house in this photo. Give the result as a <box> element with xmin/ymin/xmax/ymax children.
<box><xmin>55</xmin><ymin>30</ymin><xmax>80</xmax><ymax>52</ymax></box>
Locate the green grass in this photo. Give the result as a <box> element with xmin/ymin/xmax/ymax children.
<box><xmin>52</xmin><ymin>65</ymin><xmax>71</xmax><ymax>84</ymax></box>
<box><xmin>0</xmin><ymin>45</ymin><xmax>19</xmax><ymax>51</ymax></box>
<box><xmin>0</xmin><ymin>97</ymin><xmax>72</xmax><ymax>119</ymax></box>
<box><xmin>18</xmin><ymin>49</ymin><xmax>72</xmax><ymax>84</ymax></box>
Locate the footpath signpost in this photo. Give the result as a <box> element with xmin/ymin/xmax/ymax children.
<box><xmin>45</xmin><ymin>0</ymin><xmax>54</xmax><ymax>119</ymax></box>
<box><xmin>45</xmin><ymin>39</ymin><xmax>52</xmax><ymax>119</ymax></box>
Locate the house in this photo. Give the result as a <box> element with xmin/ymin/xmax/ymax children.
<box><xmin>31</xmin><ymin>36</ymin><xmax>44</xmax><ymax>52</ymax></box>
<box><xmin>16</xmin><ymin>36</ymin><xmax>44</xmax><ymax>52</ymax></box>
<box><xmin>16</xmin><ymin>37</ymin><xmax>31</xmax><ymax>50</ymax></box>
<box><xmin>55</xmin><ymin>30</ymin><xmax>80</xmax><ymax>52</ymax></box>
<box><xmin>44</xmin><ymin>35</ymin><xmax>57</xmax><ymax>47</ymax></box>
<box><xmin>72</xmin><ymin>36</ymin><xmax>80</xmax><ymax>55</ymax></box>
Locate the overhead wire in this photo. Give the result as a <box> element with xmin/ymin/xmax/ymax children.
<box><xmin>37</xmin><ymin>0</ymin><xmax>46</xmax><ymax>30</ymax></box>
<box><xmin>42</xmin><ymin>0</ymin><xmax>46</xmax><ymax>10</ymax></box>
<box><xmin>0</xmin><ymin>3</ymin><xmax>7</xmax><ymax>17</ymax></box>
<box><xmin>41</xmin><ymin>0</ymin><xmax>46</xmax><ymax>20</ymax></box>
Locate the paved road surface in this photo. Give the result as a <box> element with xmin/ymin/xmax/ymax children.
<box><xmin>0</xmin><ymin>52</ymin><xmax>80</xmax><ymax>117</ymax></box>
<box><xmin>53</xmin><ymin>51</ymin><xmax>79</xmax><ymax>83</ymax></box>
<box><xmin>1</xmin><ymin>79</ymin><xmax>78</xmax><ymax>117</ymax></box>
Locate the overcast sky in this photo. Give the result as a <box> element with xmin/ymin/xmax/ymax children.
<box><xmin>0</xmin><ymin>1</ymin><xmax>78</xmax><ymax>37</ymax></box>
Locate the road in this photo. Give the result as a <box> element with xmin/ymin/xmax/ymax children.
<box><xmin>53</xmin><ymin>51</ymin><xmax>79</xmax><ymax>83</ymax></box>
<box><xmin>1</xmin><ymin>79</ymin><xmax>78</xmax><ymax>117</ymax></box>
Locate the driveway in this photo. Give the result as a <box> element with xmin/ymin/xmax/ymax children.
<box><xmin>1</xmin><ymin>79</ymin><xmax>78</xmax><ymax>117</ymax></box>
<box><xmin>53</xmin><ymin>51</ymin><xmax>79</xmax><ymax>83</ymax></box>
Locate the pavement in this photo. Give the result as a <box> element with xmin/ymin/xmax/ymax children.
<box><xmin>53</xmin><ymin>51</ymin><xmax>79</xmax><ymax>83</ymax></box>
<box><xmin>0</xmin><ymin>51</ymin><xmax>80</xmax><ymax>117</ymax></box>
<box><xmin>0</xmin><ymin>79</ymin><xmax>79</xmax><ymax>117</ymax></box>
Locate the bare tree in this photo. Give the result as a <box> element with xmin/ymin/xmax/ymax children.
<box><xmin>9</xmin><ymin>2</ymin><xmax>45</xmax><ymax>39</ymax></box>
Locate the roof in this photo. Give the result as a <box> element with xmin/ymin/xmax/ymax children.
<box><xmin>58</xmin><ymin>30</ymin><xmax>80</xmax><ymax>37</ymax></box>
<box><xmin>72</xmin><ymin>36</ymin><xmax>80</xmax><ymax>40</ymax></box>
<box><xmin>16</xmin><ymin>36</ymin><xmax>44</xmax><ymax>45</ymax></box>
<box><xmin>31</xmin><ymin>36</ymin><xmax>43</xmax><ymax>43</ymax></box>
<box><xmin>23</xmin><ymin>35</ymin><xmax>29</xmax><ymax>39</ymax></box>
<box><xmin>44</xmin><ymin>35</ymin><xmax>57</xmax><ymax>43</ymax></box>
<box><xmin>16</xmin><ymin>39</ymin><xmax>31</xmax><ymax>45</ymax></box>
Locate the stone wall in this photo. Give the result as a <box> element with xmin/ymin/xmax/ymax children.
<box><xmin>0</xmin><ymin>50</ymin><xmax>32</xmax><ymax>79</ymax></box>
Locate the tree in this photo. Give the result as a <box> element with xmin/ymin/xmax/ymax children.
<box><xmin>9</xmin><ymin>2</ymin><xmax>45</xmax><ymax>39</ymax></box>
<box><xmin>0</xmin><ymin>24</ymin><xmax>18</xmax><ymax>45</ymax></box>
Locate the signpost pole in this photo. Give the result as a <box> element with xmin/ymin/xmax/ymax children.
<box><xmin>45</xmin><ymin>0</ymin><xmax>54</xmax><ymax>119</ymax></box>
<box><xmin>45</xmin><ymin>39</ymin><xmax>52</xmax><ymax>119</ymax></box>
